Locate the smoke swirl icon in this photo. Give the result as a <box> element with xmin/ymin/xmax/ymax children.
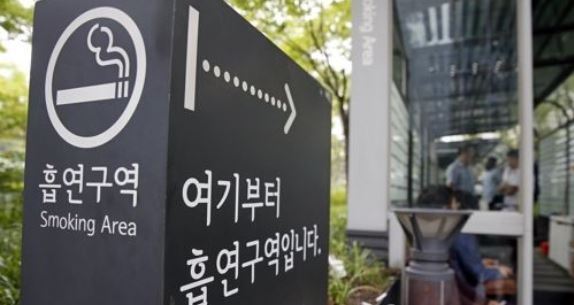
<box><xmin>56</xmin><ymin>23</ymin><xmax>131</xmax><ymax>105</ymax></box>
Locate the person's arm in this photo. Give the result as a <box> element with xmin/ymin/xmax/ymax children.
<box><xmin>499</xmin><ymin>184</ymin><xmax>517</xmax><ymax>195</ymax></box>
<box><xmin>500</xmin><ymin>183</ymin><xmax>519</xmax><ymax>196</ymax></box>
<box><xmin>498</xmin><ymin>168</ymin><xmax>510</xmax><ymax>194</ymax></box>
<box><xmin>483</xmin><ymin>258</ymin><xmax>498</xmax><ymax>267</ymax></box>
<box><xmin>482</xmin><ymin>258</ymin><xmax>512</xmax><ymax>280</ymax></box>
<box><xmin>504</xmin><ymin>186</ymin><xmax>519</xmax><ymax>196</ymax></box>
<box><xmin>506</xmin><ymin>169</ymin><xmax>520</xmax><ymax>195</ymax></box>
<box><xmin>452</xmin><ymin>235</ymin><xmax>501</xmax><ymax>285</ymax></box>
<box><xmin>483</xmin><ymin>266</ymin><xmax>503</xmax><ymax>282</ymax></box>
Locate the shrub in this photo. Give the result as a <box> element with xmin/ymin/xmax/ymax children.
<box><xmin>0</xmin><ymin>150</ymin><xmax>24</xmax><ymax>194</ymax></box>
<box><xmin>0</xmin><ymin>195</ymin><xmax>22</xmax><ymax>305</ymax></box>
<box><xmin>0</xmin><ymin>148</ymin><xmax>24</xmax><ymax>305</ymax></box>
<box><xmin>328</xmin><ymin>190</ymin><xmax>390</xmax><ymax>305</ymax></box>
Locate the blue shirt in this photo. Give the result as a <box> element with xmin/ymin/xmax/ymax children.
<box><xmin>450</xmin><ymin>234</ymin><xmax>502</xmax><ymax>298</ymax></box>
<box><xmin>446</xmin><ymin>159</ymin><xmax>475</xmax><ymax>194</ymax></box>
<box><xmin>482</xmin><ymin>168</ymin><xmax>501</xmax><ymax>204</ymax></box>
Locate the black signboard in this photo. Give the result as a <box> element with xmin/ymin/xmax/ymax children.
<box><xmin>21</xmin><ymin>0</ymin><xmax>331</xmax><ymax>304</ymax></box>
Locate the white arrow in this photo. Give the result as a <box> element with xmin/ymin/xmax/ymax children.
<box><xmin>283</xmin><ymin>83</ymin><xmax>296</xmax><ymax>134</ymax></box>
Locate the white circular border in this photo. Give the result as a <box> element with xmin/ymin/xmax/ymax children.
<box><xmin>45</xmin><ymin>7</ymin><xmax>147</xmax><ymax>149</ymax></box>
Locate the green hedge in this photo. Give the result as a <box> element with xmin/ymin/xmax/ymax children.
<box><xmin>0</xmin><ymin>194</ymin><xmax>22</xmax><ymax>305</ymax></box>
<box><xmin>0</xmin><ymin>149</ymin><xmax>24</xmax><ymax>305</ymax></box>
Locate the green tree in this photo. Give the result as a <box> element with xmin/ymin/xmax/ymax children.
<box><xmin>0</xmin><ymin>0</ymin><xmax>32</xmax><ymax>51</ymax></box>
<box><xmin>536</xmin><ymin>76</ymin><xmax>574</xmax><ymax>137</ymax></box>
<box><xmin>226</xmin><ymin>0</ymin><xmax>351</xmax><ymax>175</ymax></box>
<box><xmin>0</xmin><ymin>2</ymin><xmax>31</xmax><ymax>302</ymax></box>
<box><xmin>0</xmin><ymin>64</ymin><xmax>26</xmax><ymax>305</ymax></box>
<box><xmin>0</xmin><ymin>64</ymin><xmax>27</xmax><ymax>139</ymax></box>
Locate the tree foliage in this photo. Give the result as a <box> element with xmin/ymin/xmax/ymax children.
<box><xmin>0</xmin><ymin>193</ymin><xmax>22</xmax><ymax>305</ymax></box>
<box><xmin>226</xmin><ymin>0</ymin><xmax>351</xmax><ymax>167</ymax></box>
<box><xmin>0</xmin><ymin>64</ymin><xmax>26</xmax><ymax>305</ymax></box>
<box><xmin>0</xmin><ymin>64</ymin><xmax>27</xmax><ymax>139</ymax></box>
<box><xmin>0</xmin><ymin>0</ymin><xmax>32</xmax><ymax>51</ymax></box>
<box><xmin>0</xmin><ymin>3</ymin><xmax>31</xmax><ymax>303</ymax></box>
<box><xmin>535</xmin><ymin>75</ymin><xmax>574</xmax><ymax>138</ymax></box>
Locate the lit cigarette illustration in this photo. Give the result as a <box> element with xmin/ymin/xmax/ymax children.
<box><xmin>57</xmin><ymin>23</ymin><xmax>130</xmax><ymax>106</ymax></box>
<box><xmin>56</xmin><ymin>80</ymin><xmax>129</xmax><ymax>105</ymax></box>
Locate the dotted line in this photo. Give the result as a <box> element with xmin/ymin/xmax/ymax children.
<box><xmin>202</xmin><ymin>59</ymin><xmax>288</xmax><ymax>113</ymax></box>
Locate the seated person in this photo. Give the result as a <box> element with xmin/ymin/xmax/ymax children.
<box><xmin>416</xmin><ymin>186</ymin><xmax>514</xmax><ymax>305</ymax></box>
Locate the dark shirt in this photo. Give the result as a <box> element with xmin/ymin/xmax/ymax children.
<box><xmin>450</xmin><ymin>234</ymin><xmax>501</xmax><ymax>296</ymax></box>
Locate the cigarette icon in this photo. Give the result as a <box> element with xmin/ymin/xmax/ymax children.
<box><xmin>56</xmin><ymin>80</ymin><xmax>129</xmax><ymax>105</ymax></box>
<box><xmin>56</xmin><ymin>24</ymin><xmax>132</xmax><ymax>106</ymax></box>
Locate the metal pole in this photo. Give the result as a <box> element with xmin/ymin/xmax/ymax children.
<box><xmin>517</xmin><ymin>0</ymin><xmax>534</xmax><ymax>303</ymax></box>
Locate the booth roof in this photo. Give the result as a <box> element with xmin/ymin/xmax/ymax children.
<box><xmin>394</xmin><ymin>0</ymin><xmax>574</xmax><ymax>138</ymax></box>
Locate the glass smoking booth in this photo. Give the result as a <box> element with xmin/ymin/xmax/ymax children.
<box><xmin>348</xmin><ymin>0</ymin><xmax>535</xmax><ymax>304</ymax></box>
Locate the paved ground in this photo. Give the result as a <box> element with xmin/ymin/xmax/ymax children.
<box><xmin>534</xmin><ymin>250</ymin><xmax>574</xmax><ymax>305</ymax></box>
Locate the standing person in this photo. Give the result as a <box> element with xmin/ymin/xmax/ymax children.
<box><xmin>499</xmin><ymin>149</ymin><xmax>520</xmax><ymax>211</ymax></box>
<box><xmin>447</xmin><ymin>146</ymin><xmax>476</xmax><ymax>194</ymax></box>
<box><xmin>481</xmin><ymin>157</ymin><xmax>501</xmax><ymax>211</ymax></box>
